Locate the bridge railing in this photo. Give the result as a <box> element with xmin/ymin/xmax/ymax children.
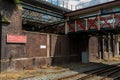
<box><xmin>42</xmin><ymin>0</ymin><xmax>114</xmax><ymax>10</ymax></box>
<box><xmin>42</xmin><ymin>0</ymin><xmax>77</xmax><ymax>10</ymax></box>
<box><xmin>65</xmin><ymin>13</ymin><xmax>120</xmax><ymax>33</ymax></box>
<box><xmin>76</xmin><ymin>0</ymin><xmax>114</xmax><ymax>9</ymax></box>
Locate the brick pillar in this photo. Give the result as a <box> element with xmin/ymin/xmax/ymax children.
<box><xmin>112</xmin><ymin>35</ymin><xmax>115</xmax><ymax>57</ymax></box>
<box><xmin>0</xmin><ymin>22</ymin><xmax>10</xmax><ymax>71</ymax></box>
<box><xmin>0</xmin><ymin>1</ymin><xmax>23</xmax><ymax>71</ymax></box>
<box><xmin>116</xmin><ymin>35</ymin><xmax>119</xmax><ymax>56</ymax></box>
<box><xmin>46</xmin><ymin>34</ymin><xmax>51</xmax><ymax>65</ymax></box>
<box><xmin>108</xmin><ymin>34</ymin><xmax>112</xmax><ymax>58</ymax></box>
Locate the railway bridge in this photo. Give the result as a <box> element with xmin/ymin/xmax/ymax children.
<box><xmin>65</xmin><ymin>0</ymin><xmax>120</xmax><ymax>33</ymax></box>
<box><xmin>0</xmin><ymin>0</ymin><xmax>120</xmax><ymax>71</ymax></box>
<box><xmin>64</xmin><ymin>0</ymin><xmax>120</xmax><ymax>61</ymax></box>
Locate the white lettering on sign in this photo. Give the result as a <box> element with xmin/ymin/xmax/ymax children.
<box><xmin>7</xmin><ymin>34</ymin><xmax>27</xmax><ymax>43</ymax></box>
<box><xmin>40</xmin><ymin>45</ymin><xmax>46</xmax><ymax>49</ymax></box>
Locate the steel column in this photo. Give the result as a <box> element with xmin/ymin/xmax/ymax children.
<box><xmin>114</xmin><ymin>14</ymin><xmax>120</xmax><ymax>28</ymax></box>
<box><xmin>98</xmin><ymin>16</ymin><xmax>100</xmax><ymax>30</ymax></box>
<box><xmin>85</xmin><ymin>19</ymin><xmax>88</xmax><ymax>30</ymax></box>
<box><xmin>112</xmin><ymin>14</ymin><xmax>115</xmax><ymax>28</ymax></box>
<box><xmin>65</xmin><ymin>20</ymin><xmax>68</xmax><ymax>34</ymax></box>
<box><xmin>75</xmin><ymin>20</ymin><xmax>77</xmax><ymax>32</ymax></box>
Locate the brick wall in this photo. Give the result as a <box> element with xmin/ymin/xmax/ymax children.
<box><xmin>0</xmin><ymin>1</ymin><xmax>89</xmax><ymax>71</ymax></box>
<box><xmin>0</xmin><ymin>1</ymin><xmax>23</xmax><ymax>71</ymax></box>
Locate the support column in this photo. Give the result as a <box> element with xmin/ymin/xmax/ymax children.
<box><xmin>98</xmin><ymin>16</ymin><xmax>100</xmax><ymax>30</ymax></box>
<box><xmin>108</xmin><ymin>34</ymin><xmax>110</xmax><ymax>58</ymax></box>
<box><xmin>0</xmin><ymin>14</ymin><xmax>1</xmax><ymax>59</ymax></box>
<box><xmin>112</xmin><ymin>35</ymin><xmax>115</xmax><ymax>57</ymax></box>
<box><xmin>47</xmin><ymin>34</ymin><xmax>50</xmax><ymax>58</ymax></box>
<box><xmin>116</xmin><ymin>35</ymin><xmax>119</xmax><ymax>56</ymax></box>
<box><xmin>65</xmin><ymin>17</ymin><xmax>69</xmax><ymax>34</ymax></box>
<box><xmin>75</xmin><ymin>20</ymin><xmax>77</xmax><ymax>32</ymax></box>
<box><xmin>85</xmin><ymin>19</ymin><xmax>88</xmax><ymax>30</ymax></box>
<box><xmin>101</xmin><ymin>36</ymin><xmax>104</xmax><ymax>59</ymax></box>
<box><xmin>116</xmin><ymin>42</ymin><xmax>119</xmax><ymax>56</ymax></box>
<box><xmin>0</xmin><ymin>22</ymin><xmax>10</xmax><ymax>71</ymax></box>
<box><xmin>65</xmin><ymin>20</ymin><xmax>68</xmax><ymax>34</ymax></box>
<box><xmin>0</xmin><ymin>15</ymin><xmax>2</xmax><ymax>72</ymax></box>
<box><xmin>112</xmin><ymin>14</ymin><xmax>115</xmax><ymax>28</ymax></box>
<box><xmin>47</xmin><ymin>34</ymin><xmax>51</xmax><ymax>66</ymax></box>
<box><xmin>98</xmin><ymin>36</ymin><xmax>102</xmax><ymax>60</ymax></box>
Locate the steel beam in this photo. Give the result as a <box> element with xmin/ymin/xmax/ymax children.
<box><xmin>67</xmin><ymin>22</ymin><xmax>75</xmax><ymax>32</ymax></box>
<box><xmin>21</xmin><ymin>2</ymin><xmax>64</xmax><ymax>19</ymax></box>
<box><xmin>67</xmin><ymin>13</ymin><xmax>120</xmax><ymax>33</ymax></box>
<box><xmin>87</xmin><ymin>17</ymin><xmax>98</xmax><ymax>30</ymax></box>
<box><xmin>114</xmin><ymin>14</ymin><xmax>120</xmax><ymax>28</ymax></box>
<box><xmin>76</xmin><ymin>20</ymin><xmax>86</xmax><ymax>30</ymax></box>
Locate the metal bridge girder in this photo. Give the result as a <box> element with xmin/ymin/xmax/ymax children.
<box><xmin>76</xmin><ymin>20</ymin><xmax>86</xmax><ymax>30</ymax></box>
<box><xmin>59</xmin><ymin>25</ymin><xmax>65</xmax><ymax>31</ymax></box>
<box><xmin>67</xmin><ymin>22</ymin><xmax>75</xmax><ymax>32</ymax></box>
<box><xmin>114</xmin><ymin>14</ymin><xmax>120</xmax><ymax>28</ymax></box>
<box><xmin>87</xmin><ymin>16</ymin><xmax>98</xmax><ymax>30</ymax></box>
<box><xmin>100</xmin><ymin>15</ymin><xmax>113</xmax><ymax>28</ymax></box>
<box><xmin>21</xmin><ymin>2</ymin><xmax>64</xmax><ymax>19</ymax></box>
<box><xmin>65</xmin><ymin>13</ymin><xmax>120</xmax><ymax>33</ymax></box>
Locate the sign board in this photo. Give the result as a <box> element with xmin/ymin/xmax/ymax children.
<box><xmin>7</xmin><ymin>35</ymin><xmax>27</xmax><ymax>43</ymax></box>
<box><xmin>40</xmin><ymin>45</ymin><xmax>46</xmax><ymax>49</ymax></box>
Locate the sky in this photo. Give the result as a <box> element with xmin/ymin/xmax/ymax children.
<box><xmin>46</xmin><ymin>0</ymin><xmax>114</xmax><ymax>10</ymax></box>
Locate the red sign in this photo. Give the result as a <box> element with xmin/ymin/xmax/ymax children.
<box><xmin>7</xmin><ymin>35</ymin><xmax>27</xmax><ymax>43</ymax></box>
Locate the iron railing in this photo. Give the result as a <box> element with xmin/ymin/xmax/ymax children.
<box><xmin>42</xmin><ymin>0</ymin><xmax>115</xmax><ymax>11</ymax></box>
